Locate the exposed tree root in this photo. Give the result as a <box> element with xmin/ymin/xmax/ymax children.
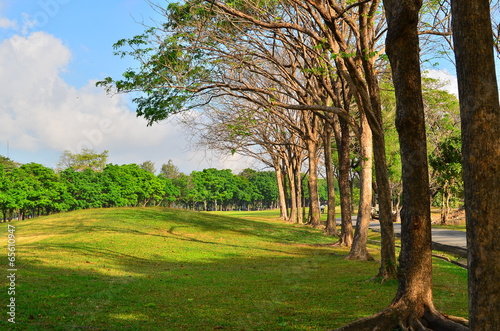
<box><xmin>333</xmin><ymin>302</ymin><xmax>469</xmax><ymax>331</ymax></box>
<box><xmin>345</xmin><ymin>251</ymin><xmax>374</xmax><ymax>261</ymax></box>
<box><xmin>325</xmin><ymin>225</ymin><xmax>339</xmax><ymax>236</ymax></box>
<box><xmin>329</xmin><ymin>240</ymin><xmax>351</xmax><ymax>247</ymax></box>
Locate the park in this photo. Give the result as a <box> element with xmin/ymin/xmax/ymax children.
<box><xmin>1</xmin><ymin>0</ymin><xmax>499</xmax><ymax>330</ymax></box>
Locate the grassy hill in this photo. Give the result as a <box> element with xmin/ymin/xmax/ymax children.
<box><xmin>1</xmin><ymin>208</ymin><xmax>467</xmax><ymax>330</ymax></box>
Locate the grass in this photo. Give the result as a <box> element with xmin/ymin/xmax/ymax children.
<box><xmin>1</xmin><ymin>208</ymin><xmax>467</xmax><ymax>330</ymax></box>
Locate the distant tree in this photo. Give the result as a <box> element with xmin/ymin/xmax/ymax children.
<box><xmin>101</xmin><ymin>164</ymin><xmax>138</xmax><ymax>207</ymax></box>
<box><xmin>60</xmin><ymin>168</ymin><xmax>104</xmax><ymax>210</ymax></box>
<box><xmin>159</xmin><ymin>176</ymin><xmax>181</xmax><ymax>207</ymax></box>
<box><xmin>58</xmin><ymin>149</ymin><xmax>109</xmax><ymax>172</ymax></box>
<box><xmin>160</xmin><ymin>160</ymin><xmax>182</xmax><ymax>179</ymax></box>
<box><xmin>140</xmin><ymin>160</ymin><xmax>156</xmax><ymax>174</ymax></box>
<box><xmin>429</xmin><ymin>133</ymin><xmax>463</xmax><ymax>224</ymax></box>
<box><xmin>0</xmin><ymin>155</ymin><xmax>18</xmax><ymax>171</ymax></box>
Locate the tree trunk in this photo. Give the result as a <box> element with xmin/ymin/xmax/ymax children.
<box><xmin>452</xmin><ymin>0</ymin><xmax>500</xmax><ymax>329</ymax></box>
<box><xmin>440</xmin><ymin>184</ymin><xmax>450</xmax><ymax>225</ymax></box>
<box><xmin>286</xmin><ymin>163</ymin><xmax>298</xmax><ymax>223</ymax></box>
<box><xmin>295</xmin><ymin>164</ymin><xmax>304</xmax><ymax>224</ymax></box>
<box><xmin>337</xmin><ymin>0</ymin><xmax>469</xmax><ymax>328</ymax></box>
<box><xmin>324</xmin><ymin>123</ymin><xmax>339</xmax><ymax>236</ymax></box>
<box><xmin>336</xmin><ymin>117</ymin><xmax>354</xmax><ymax>247</ymax></box>
<box><xmin>346</xmin><ymin>112</ymin><xmax>373</xmax><ymax>261</ymax></box>
<box><xmin>274</xmin><ymin>159</ymin><xmax>288</xmax><ymax>220</ymax></box>
<box><xmin>358</xmin><ymin>0</ymin><xmax>397</xmax><ymax>279</ymax></box>
<box><xmin>372</xmin><ymin>130</ymin><xmax>398</xmax><ymax>280</ymax></box>
<box><xmin>306</xmin><ymin>139</ymin><xmax>321</xmax><ymax>228</ymax></box>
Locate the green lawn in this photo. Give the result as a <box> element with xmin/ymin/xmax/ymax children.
<box><xmin>1</xmin><ymin>208</ymin><xmax>467</xmax><ymax>330</ymax></box>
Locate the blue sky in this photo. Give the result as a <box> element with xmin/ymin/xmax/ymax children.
<box><xmin>0</xmin><ymin>0</ymin><xmax>158</xmax><ymax>87</ymax></box>
<box><xmin>0</xmin><ymin>0</ymin><xmax>252</xmax><ymax>173</ymax></box>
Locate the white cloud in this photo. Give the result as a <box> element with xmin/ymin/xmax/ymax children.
<box><xmin>0</xmin><ymin>16</ymin><xmax>16</xmax><ymax>29</ymax></box>
<box><xmin>0</xmin><ymin>31</ymin><xmax>253</xmax><ymax>173</ymax></box>
<box><xmin>424</xmin><ymin>68</ymin><xmax>459</xmax><ymax>96</ymax></box>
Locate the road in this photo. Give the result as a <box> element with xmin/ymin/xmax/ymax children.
<box><xmin>367</xmin><ymin>220</ymin><xmax>467</xmax><ymax>257</ymax></box>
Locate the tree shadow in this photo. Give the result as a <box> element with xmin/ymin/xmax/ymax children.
<box><xmin>1</xmin><ymin>208</ymin><xmax>391</xmax><ymax>330</ymax></box>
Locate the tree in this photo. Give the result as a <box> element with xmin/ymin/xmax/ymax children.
<box><xmin>452</xmin><ymin>0</ymin><xmax>500</xmax><ymax>328</ymax></box>
<box><xmin>60</xmin><ymin>168</ymin><xmax>104</xmax><ymax>210</ymax></box>
<box><xmin>58</xmin><ymin>149</ymin><xmax>109</xmax><ymax>172</ymax></box>
<box><xmin>337</xmin><ymin>0</ymin><xmax>468</xmax><ymax>328</ymax></box>
<box><xmin>140</xmin><ymin>160</ymin><xmax>157</xmax><ymax>174</ymax></box>
<box><xmin>0</xmin><ymin>155</ymin><xmax>18</xmax><ymax>171</ymax></box>
<box><xmin>429</xmin><ymin>133</ymin><xmax>462</xmax><ymax>224</ymax></box>
<box><xmin>346</xmin><ymin>112</ymin><xmax>374</xmax><ymax>261</ymax></box>
<box><xmin>160</xmin><ymin>159</ymin><xmax>182</xmax><ymax>179</ymax></box>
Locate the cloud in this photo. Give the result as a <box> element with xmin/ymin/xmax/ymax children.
<box><xmin>424</xmin><ymin>68</ymin><xmax>459</xmax><ymax>96</ymax></box>
<box><xmin>0</xmin><ymin>31</ymin><xmax>253</xmax><ymax>173</ymax></box>
<box><xmin>0</xmin><ymin>16</ymin><xmax>16</xmax><ymax>29</ymax></box>
<box><xmin>0</xmin><ymin>32</ymin><xmax>172</xmax><ymax>165</ymax></box>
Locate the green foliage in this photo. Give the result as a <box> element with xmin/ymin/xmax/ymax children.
<box><xmin>0</xmin><ymin>156</ymin><xmax>279</xmax><ymax>219</ymax></box>
<box><xmin>58</xmin><ymin>149</ymin><xmax>109</xmax><ymax>172</ymax></box>
<box><xmin>429</xmin><ymin>133</ymin><xmax>463</xmax><ymax>205</ymax></box>
<box><xmin>0</xmin><ymin>155</ymin><xmax>18</xmax><ymax>171</ymax></box>
<box><xmin>96</xmin><ymin>9</ymin><xmax>211</xmax><ymax>126</ymax></box>
<box><xmin>160</xmin><ymin>159</ymin><xmax>182</xmax><ymax>179</ymax></box>
<box><xmin>140</xmin><ymin>160</ymin><xmax>156</xmax><ymax>174</ymax></box>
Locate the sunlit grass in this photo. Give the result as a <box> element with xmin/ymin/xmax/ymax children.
<box><xmin>1</xmin><ymin>207</ymin><xmax>467</xmax><ymax>330</ymax></box>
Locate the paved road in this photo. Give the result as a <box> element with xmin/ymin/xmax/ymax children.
<box><xmin>367</xmin><ymin>222</ymin><xmax>467</xmax><ymax>249</ymax></box>
<box><xmin>366</xmin><ymin>221</ymin><xmax>467</xmax><ymax>257</ymax></box>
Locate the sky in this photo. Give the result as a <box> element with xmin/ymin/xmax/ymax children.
<box><xmin>0</xmin><ymin>1</ymin><xmax>465</xmax><ymax>175</ymax></box>
<box><xmin>0</xmin><ymin>0</ymin><xmax>256</xmax><ymax>174</ymax></box>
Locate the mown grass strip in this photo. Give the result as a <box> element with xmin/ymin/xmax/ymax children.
<box><xmin>1</xmin><ymin>208</ymin><xmax>467</xmax><ymax>330</ymax></box>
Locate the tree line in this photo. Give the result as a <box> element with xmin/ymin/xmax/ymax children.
<box><xmin>97</xmin><ymin>0</ymin><xmax>499</xmax><ymax>329</ymax></box>
<box><xmin>0</xmin><ymin>154</ymin><xmax>282</xmax><ymax>221</ymax></box>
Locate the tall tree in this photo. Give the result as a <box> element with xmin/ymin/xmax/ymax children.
<box><xmin>452</xmin><ymin>0</ymin><xmax>500</xmax><ymax>329</ymax></box>
<box><xmin>140</xmin><ymin>160</ymin><xmax>157</xmax><ymax>174</ymax></box>
<box><xmin>337</xmin><ymin>0</ymin><xmax>468</xmax><ymax>328</ymax></box>
<box><xmin>58</xmin><ymin>149</ymin><xmax>109</xmax><ymax>172</ymax></box>
<box><xmin>160</xmin><ymin>160</ymin><xmax>182</xmax><ymax>179</ymax></box>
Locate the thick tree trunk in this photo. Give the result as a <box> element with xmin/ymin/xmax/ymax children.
<box><xmin>274</xmin><ymin>159</ymin><xmax>288</xmax><ymax>220</ymax></box>
<box><xmin>324</xmin><ymin>123</ymin><xmax>339</xmax><ymax>236</ymax></box>
<box><xmin>306</xmin><ymin>139</ymin><xmax>321</xmax><ymax>228</ymax></box>
<box><xmin>336</xmin><ymin>117</ymin><xmax>354</xmax><ymax>247</ymax></box>
<box><xmin>346</xmin><ymin>112</ymin><xmax>373</xmax><ymax>261</ymax></box>
<box><xmin>372</xmin><ymin>130</ymin><xmax>398</xmax><ymax>280</ymax></box>
<box><xmin>452</xmin><ymin>1</ymin><xmax>500</xmax><ymax>329</ymax></box>
<box><xmin>337</xmin><ymin>0</ymin><xmax>469</xmax><ymax>329</ymax></box>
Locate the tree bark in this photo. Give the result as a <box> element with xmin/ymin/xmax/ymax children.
<box><xmin>336</xmin><ymin>117</ymin><xmax>354</xmax><ymax>247</ymax></box>
<box><xmin>346</xmin><ymin>112</ymin><xmax>373</xmax><ymax>261</ymax></box>
<box><xmin>294</xmin><ymin>161</ymin><xmax>304</xmax><ymax>224</ymax></box>
<box><xmin>386</xmin><ymin>0</ymin><xmax>449</xmax><ymax>325</ymax></box>
<box><xmin>306</xmin><ymin>138</ymin><xmax>321</xmax><ymax>228</ymax></box>
<box><xmin>274</xmin><ymin>158</ymin><xmax>288</xmax><ymax>220</ymax></box>
<box><xmin>337</xmin><ymin>0</ymin><xmax>469</xmax><ymax>328</ymax></box>
<box><xmin>324</xmin><ymin>122</ymin><xmax>339</xmax><ymax>236</ymax></box>
<box><xmin>452</xmin><ymin>0</ymin><xmax>500</xmax><ymax>329</ymax></box>
<box><xmin>286</xmin><ymin>160</ymin><xmax>298</xmax><ymax>223</ymax></box>
<box><xmin>440</xmin><ymin>184</ymin><xmax>450</xmax><ymax>225</ymax></box>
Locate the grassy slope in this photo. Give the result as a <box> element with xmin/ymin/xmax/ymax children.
<box><xmin>1</xmin><ymin>208</ymin><xmax>467</xmax><ymax>330</ymax></box>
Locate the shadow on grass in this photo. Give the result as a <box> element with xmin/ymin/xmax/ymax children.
<box><xmin>1</xmin><ymin>207</ymin><xmax>392</xmax><ymax>330</ymax></box>
<box><xmin>20</xmin><ymin>208</ymin><xmax>327</xmax><ymax>246</ymax></box>
<box><xmin>0</xmin><ymin>208</ymin><xmax>466</xmax><ymax>330</ymax></box>
<box><xmin>1</xmin><ymin>251</ymin><xmax>393</xmax><ymax>331</ymax></box>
